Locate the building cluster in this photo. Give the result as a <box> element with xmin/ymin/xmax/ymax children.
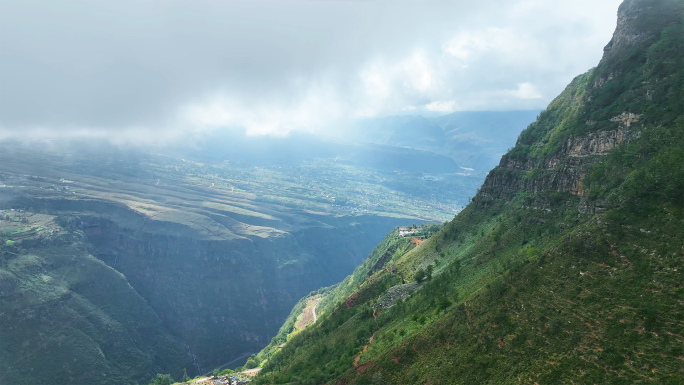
<box><xmin>398</xmin><ymin>226</ymin><xmax>422</xmax><ymax>237</ymax></box>
<box><xmin>193</xmin><ymin>375</ymin><xmax>250</xmax><ymax>385</ymax></box>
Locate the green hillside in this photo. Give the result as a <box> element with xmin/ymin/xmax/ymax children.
<box><xmin>0</xmin><ymin>212</ymin><xmax>190</xmax><ymax>384</ymax></box>
<box><xmin>251</xmin><ymin>0</ymin><xmax>684</xmax><ymax>383</ymax></box>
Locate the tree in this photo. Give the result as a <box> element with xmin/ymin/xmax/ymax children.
<box><xmin>149</xmin><ymin>374</ymin><xmax>173</xmax><ymax>385</ymax></box>
<box><xmin>438</xmin><ymin>297</ymin><xmax>452</xmax><ymax>311</ymax></box>
<box><xmin>182</xmin><ymin>368</ymin><xmax>190</xmax><ymax>382</ymax></box>
<box><xmin>451</xmin><ymin>259</ymin><xmax>462</xmax><ymax>276</ymax></box>
<box><xmin>245</xmin><ymin>357</ymin><xmax>258</xmax><ymax>369</ymax></box>
<box><xmin>414</xmin><ymin>269</ymin><xmax>426</xmax><ymax>282</ymax></box>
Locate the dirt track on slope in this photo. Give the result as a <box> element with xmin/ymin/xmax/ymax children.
<box><xmin>295</xmin><ymin>297</ymin><xmax>321</xmax><ymax>330</ymax></box>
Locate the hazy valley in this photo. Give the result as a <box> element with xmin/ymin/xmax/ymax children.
<box><xmin>0</xmin><ymin>112</ymin><xmax>535</xmax><ymax>384</ymax></box>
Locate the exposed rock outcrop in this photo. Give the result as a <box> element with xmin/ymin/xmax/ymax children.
<box><xmin>603</xmin><ymin>0</ymin><xmax>652</xmax><ymax>57</ymax></box>
<box><xmin>478</xmin><ymin>113</ymin><xmax>640</xmax><ymax>204</ymax></box>
<box><xmin>376</xmin><ymin>282</ymin><xmax>418</xmax><ymax>309</ymax></box>
<box><xmin>563</xmin><ymin>120</ymin><xmax>638</xmax><ymax>157</ymax></box>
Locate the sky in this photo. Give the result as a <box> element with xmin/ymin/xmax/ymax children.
<box><xmin>0</xmin><ymin>0</ymin><xmax>623</xmax><ymax>142</ymax></box>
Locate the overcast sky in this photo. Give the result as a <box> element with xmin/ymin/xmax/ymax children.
<box><xmin>0</xmin><ymin>0</ymin><xmax>622</xmax><ymax>142</ymax></box>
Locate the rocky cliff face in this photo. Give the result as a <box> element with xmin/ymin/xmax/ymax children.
<box><xmin>596</xmin><ymin>0</ymin><xmax>682</xmax><ymax>88</ymax></box>
<box><xmin>476</xmin><ymin>0</ymin><xmax>681</xmax><ymax>207</ymax></box>
<box><xmin>603</xmin><ymin>0</ymin><xmax>652</xmax><ymax>56</ymax></box>
<box><xmin>479</xmin><ymin>113</ymin><xmax>641</xmax><ymax>201</ymax></box>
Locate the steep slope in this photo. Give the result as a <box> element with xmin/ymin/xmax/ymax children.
<box><xmin>252</xmin><ymin>224</ymin><xmax>443</xmax><ymax>367</ymax></box>
<box><xmin>251</xmin><ymin>1</ymin><xmax>684</xmax><ymax>383</ymax></box>
<box><xmin>0</xmin><ymin>213</ymin><xmax>190</xmax><ymax>385</ymax></box>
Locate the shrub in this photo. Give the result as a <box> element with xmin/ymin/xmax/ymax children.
<box><xmin>414</xmin><ymin>269</ymin><xmax>426</xmax><ymax>282</ymax></box>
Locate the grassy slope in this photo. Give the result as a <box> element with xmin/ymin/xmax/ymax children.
<box><xmin>252</xmin><ymin>228</ymin><xmax>433</xmax><ymax>368</ymax></box>
<box><xmin>252</xmin><ymin>1</ymin><xmax>684</xmax><ymax>383</ymax></box>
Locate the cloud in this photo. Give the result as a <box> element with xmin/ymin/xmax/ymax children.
<box><xmin>180</xmin><ymin>81</ymin><xmax>345</xmax><ymax>136</ymax></box>
<box><xmin>512</xmin><ymin>83</ymin><xmax>543</xmax><ymax>100</ymax></box>
<box><xmin>443</xmin><ymin>28</ymin><xmax>519</xmax><ymax>61</ymax></box>
<box><xmin>0</xmin><ymin>0</ymin><xmax>623</xmax><ymax>140</ymax></box>
<box><xmin>425</xmin><ymin>100</ymin><xmax>458</xmax><ymax>112</ymax></box>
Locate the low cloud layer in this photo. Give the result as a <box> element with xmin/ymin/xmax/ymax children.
<box><xmin>0</xmin><ymin>0</ymin><xmax>622</xmax><ymax>141</ymax></box>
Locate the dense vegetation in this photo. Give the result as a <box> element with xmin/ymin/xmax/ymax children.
<box><xmin>251</xmin><ymin>1</ymin><xmax>684</xmax><ymax>383</ymax></box>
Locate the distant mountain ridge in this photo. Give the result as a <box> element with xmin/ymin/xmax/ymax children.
<box><xmin>326</xmin><ymin>110</ymin><xmax>540</xmax><ymax>173</ymax></box>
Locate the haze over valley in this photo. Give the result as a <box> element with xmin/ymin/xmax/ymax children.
<box><xmin>0</xmin><ymin>112</ymin><xmax>536</xmax><ymax>382</ymax></box>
